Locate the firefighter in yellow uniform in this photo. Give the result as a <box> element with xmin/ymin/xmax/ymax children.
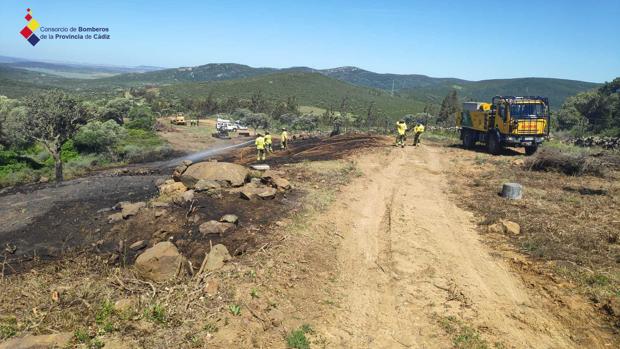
<box><xmin>280</xmin><ymin>128</ymin><xmax>289</xmax><ymax>150</ymax></box>
<box><xmin>255</xmin><ymin>133</ymin><xmax>266</xmax><ymax>161</ymax></box>
<box><xmin>264</xmin><ymin>131</ymin><xmax>273</xmax><ymax>153</ymax></box>
<box><xmin>396</xmin><ymin>120</ymin><xmax>407</xmax><ymax>148</ymax></box>
<box><xmin>413</xmin><ymin>123</ymin><xmax>425</xmax><ymax>146</ymax></box>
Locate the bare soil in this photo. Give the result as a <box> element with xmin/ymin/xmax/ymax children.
<box><xmin>1</xmin><ymin>134</ymin><xmax>618</xmax><ymax>348</ymax></box>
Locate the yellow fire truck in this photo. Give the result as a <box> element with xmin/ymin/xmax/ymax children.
<box><xmin>456</xmin><ymin>96</ymin><xmax>550</xmax><ymax>155</ymax></box>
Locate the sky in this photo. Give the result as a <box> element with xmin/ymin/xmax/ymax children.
<box><xmin>0</xmin><ymin>0</ymin><xmax>618</xmax><ymax>82</ymax></box>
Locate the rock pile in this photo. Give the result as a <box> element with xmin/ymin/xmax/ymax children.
<box><xmin>156</xmin><ymin>160</ymin><xmax>292</xmax><ymax>203</ymax></box>
<box><xmin>570</xmin><ymin>136</ymin><xmax>620</xmax><ymax>150</ymax></box>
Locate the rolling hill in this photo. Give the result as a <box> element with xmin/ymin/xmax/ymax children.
<box><xmin>161</xmin><ymin>72</ymin><xmax>427</xmax><ymax>118</ymax></box>
<box><xmin>0</xmin><ymin>59</ymin><xmax>601</xmax><ymax>109</ymax></box>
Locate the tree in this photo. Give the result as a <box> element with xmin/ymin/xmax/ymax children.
<box><xmin>22</xmin><ymin>91</ymin><xmax>91</xmax><ymax>182</ymax></box>
<box><xmin>74</xmin><ymin>119</ymin><xmax>127</xmax><ymax>153</ymax></box>
<box><xmin>239</xmin><ymin>111</ymin><xmax>270</xmax><ymax>132</ymax></box>
<box><xmin>0</xmin><ymin>96</ymin><xmax>23</xmax><ymax>147</ymax></box>
<box><xmin>102</xmin><ymin>97</ymin><xmax>132</xmax><ymax>124</ymax></box>
<box><xmin>126</xmin><ymin>105</ymin><xmax>156</xmax><ymax>130</ymax></box>
<box><xmin>437</xmin><ymin>90</ymin><xmax>460</xmax><ymax>126</ymax></box>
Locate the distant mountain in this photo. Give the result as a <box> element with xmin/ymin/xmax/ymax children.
<box><xmin>161</xmin><ymin>72</ymin><xmax>427</xmax><ymax>118</ymax></box>
<box><xmin>0</xmin><ymin>58</ymin><xmax>600</xmax><ymax>108</ymax></box>
<box><xmin>320</xmin><ymin>66</ymin><xmax>467</xmax><ymax>90</ymax></box>
<box><xmin>0</xmin><ymin>55</ymin><xmax>165</xmax><ymax>79</ymax></box>
<box><xmin>98</xmin><ymin>63</ymin><xmax>279</xmax><ymax>85</ymax></box>
<box><xmin>93</xmin><ymin>63</ymin><xmax>600</xmax><ymax>107</ymax></box>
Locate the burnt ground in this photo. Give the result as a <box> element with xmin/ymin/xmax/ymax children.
<box><xmin>0</xmin><ymin>134</ymin><xmax>388</xmax><ymax>274</ymax></box>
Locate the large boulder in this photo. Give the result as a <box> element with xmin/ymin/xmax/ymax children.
<box><xmin>199</xmin><ymin>220</ymin><xmax>236</xmax><ymax>236</ymax></box>
<box><xmin>135</xmin><ymin>242</ymin><xmax>186</xmax><ymax>282</ymax></box>
<box><xmin>0</xmin><ymin>332</ymin><xmax>72</xmax><ymax>349</ymax></box>
<box><xmin>181</xmin><ymin>162</ymin><xmax>249</xmax><ymax>188</ymax></box>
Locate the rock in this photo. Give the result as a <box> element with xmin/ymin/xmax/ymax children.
<box><xmin>159</xmin><ymin>181</ymin><xmax>187</xmax><ymax>196</ymax></box>
<box><xmin>203</xmin><ymin>279</ymin><xmax>220</xmax><ymax>296</ymax></box>
<box><xmin>181</xmin><ymin>162</ymin><xmax>249</xmax><ymax>188</ymax></box>
<box><xmin>258</xmin><ymin>187</ymin><xmax>277</xmax><ymax>200</ymax></box>
<box><xmin>151</xmin><ymin>201</ymin><xmax>170</xmax><ymax>208</ymax></box>
<box><xmin>135</xmin><ymin>242</ymin><xmax>186</xmax><ymax>282</ymax></box>
<box><xmin>204</xmin><ymin>244</ymin><xmax>232</xmax><ymax>271</ymax></box>
<box><xmin>220</xmin><ymin>214</ymin><xmax>239</xmax><ymax>225</ymax></box>
<box><xmin>108</xmin><ymin>212</ymin><xmax>123</xmax><ymax>224</ymax></box>
<box><xmin>154</xmin><ymin>178</ymin><xmax>166</xmax><ymax>186</ymax></box>
<box><xmin>501</xmin><ymin>183</ymin><xmax>523</xmax><ymax>200</ymax></box>
<box><xmin>121</xmin><ymin>202</ymin><xmax>146</xmax><ymax>218</ymax></box>
<box><xmin>194</xmin><ymin>179</ymin><xmax>221</xmax><ymax>192</ymax></box>
<box><xmin>114</xmin><ymin>298</ymin><xmax>135</xmax><ymax>312</ymax></box>
<box><xmin>240</xmin><ymin>188</ymin><xmax>257</xmax><ymax>200</ymax></box>
<box><xmin>199</xmin><ymin>220</ymin><xmax>236</xmax><ymax>236</ymax></box>
<box><xmin>182</xmin><ymin>160</ymin><xmax>193</xmax><ymax>167</ymax></box>
<box><xmin>501</xmin><ymin>220</ymin><xmax>521</xmax><ymax>235</ymax></box>
<box><xmin>0</xmin><ymin>332</ymin><xmax>72</xmax><ymax>349</ymax></box>
<box><xmin>250</xmin><ymin>177</ymin><xmax>262</xmax><ymax>185</ymax></box>
<box><xmin>129</xmin><ymin>240</ymin><xmax>148</xmax><ymax>251</ymax></box>
<box><xmin>487</xmin><ymin>220</ymin><xmax>521</xmax><ymax>235</ymax></box>
<box><xmin>487</xmin><ymin>223</ymin><xmax>504</xmax><ymax>234</ymax></box>
<box><xmin>272</xmin><ymin>177</ymin><xmax>291</xmax><ymax>190</ymax></box>
<box><xmin>38</xmin><ymin>176</ymin><xmax>49</xmax><ymax>183</ymax></box>
<box><xmin>267</xmin><ymin>308</ymin><xmax>284</xmax><ymax>327</ymax></box>
<box><xmin>182</xmin><ymin>190</ymin><xmax>195</xmax><ymax>202</ymax></box>
<box><xmin>262</xmin><ymin>170</ymin><xmax>291</xmax><ymax>190</ymax></box>
<box><xmin>154</xmin><ymin>210</ymin><xmax>166</xmax><ymax>218</ymax></box>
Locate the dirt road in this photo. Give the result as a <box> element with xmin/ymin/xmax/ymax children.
<box><xmin>314</xmin><ymin>145</ymin><xmax>593</xmax><ymax>348</ymax></box>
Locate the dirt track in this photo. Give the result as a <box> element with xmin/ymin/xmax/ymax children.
<box><xmin>311</xmin><ymin>144</ymin><xmax>611</xmax><ymax>348</ymax></box>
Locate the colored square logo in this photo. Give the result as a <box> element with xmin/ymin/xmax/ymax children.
<box><xmin>27</xmin><ymin>33</ymin><xmax>40</xmax><ymax>46</ymax></box>
<box><xmin>20</xmin><ymin>26</ymin><xmax>33</xmax><ymax>39</ymax></box>
<box><xmin>27</xmin><ymin>19</ymin><xmax>40</xmax><ymax>31</ymax></box>
<box><xmin>25</xmin><ymin>13</ymin><xmax>32</xmax><ymax>21</ymax></box>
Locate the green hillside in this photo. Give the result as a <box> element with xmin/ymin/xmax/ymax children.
<box><xmin>401</xmin><ymin>77</ymin><xmax>599</xmax><ymax>108</ymax></box>
<box><xmin>99</xmin><ymin>63</ymin><xmax>278</xmax><ymax>86</ymax></box>
<box><xmin>0</xmin><ymin>62</ymin><xmax>600</xmax><ymax>111</ymax></box>
<box><xmin>161</xmin><ymin>72</ymin><xmax>426</xmax><ymax>118</ymax></box>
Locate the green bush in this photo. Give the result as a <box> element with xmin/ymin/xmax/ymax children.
<box><xmin>60</xmin><ymin>140</ymin><xmax>79</xmax><ymax>162</ymax></box>
<box><xmin>74</xmin><ymin>120</ymin><xmax>127</xmax><ymax>153</ymax></box>
<box><xmin>126</xmin><ymin>105</ymin><xmax>155</xmax><ymax>130</ymax></box>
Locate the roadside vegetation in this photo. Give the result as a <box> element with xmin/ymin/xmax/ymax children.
<box><xmin>0</xmin><ymin>91</ymin><xmax>171</xmax><ymax>187</ymax></box>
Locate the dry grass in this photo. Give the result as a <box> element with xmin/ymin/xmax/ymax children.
<box><xmin>448</xmin><ymin>145</ymin><xmax>620</xmax><ymax>327</ymax></box>
<box><xmin>524</xmin><ymin>148</ymin><xmax>620</xmax><ymax>177</ymax></box>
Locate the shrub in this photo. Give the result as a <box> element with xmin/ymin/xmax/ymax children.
<box><xmin>60</xmin><ymin>140</ymin><xmax>79</xmax><ymax>162</ymax></box>
<box><xmin>524</xmin><ymin>147</ymin><xmax>606</xmax><ymax>177</ymax></box>
<box><xmin>126</xmin><ymin>105</ymin><xmax>156</xmax><ymax>130</ymax></box>
<box><xmin>74</xmin><ymin>120</ymin><xmax>127</xmax><ymax>153</ymax></box>
<box><xmin>286</xmin><ymin>327</ymin><xmax>310</xmax><ymax>349</ymax></box>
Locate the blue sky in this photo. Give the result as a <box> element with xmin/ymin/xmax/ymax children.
<box><xmin>0</xmin><ymin>0</ymin><xmax>618</xmax><ymax>82</ymax></box>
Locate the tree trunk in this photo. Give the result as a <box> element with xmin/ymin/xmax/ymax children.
<box><xmin>52</xmin><ymin>151</ymin><xmax>63</xmax><ymax>183</ymax></box>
